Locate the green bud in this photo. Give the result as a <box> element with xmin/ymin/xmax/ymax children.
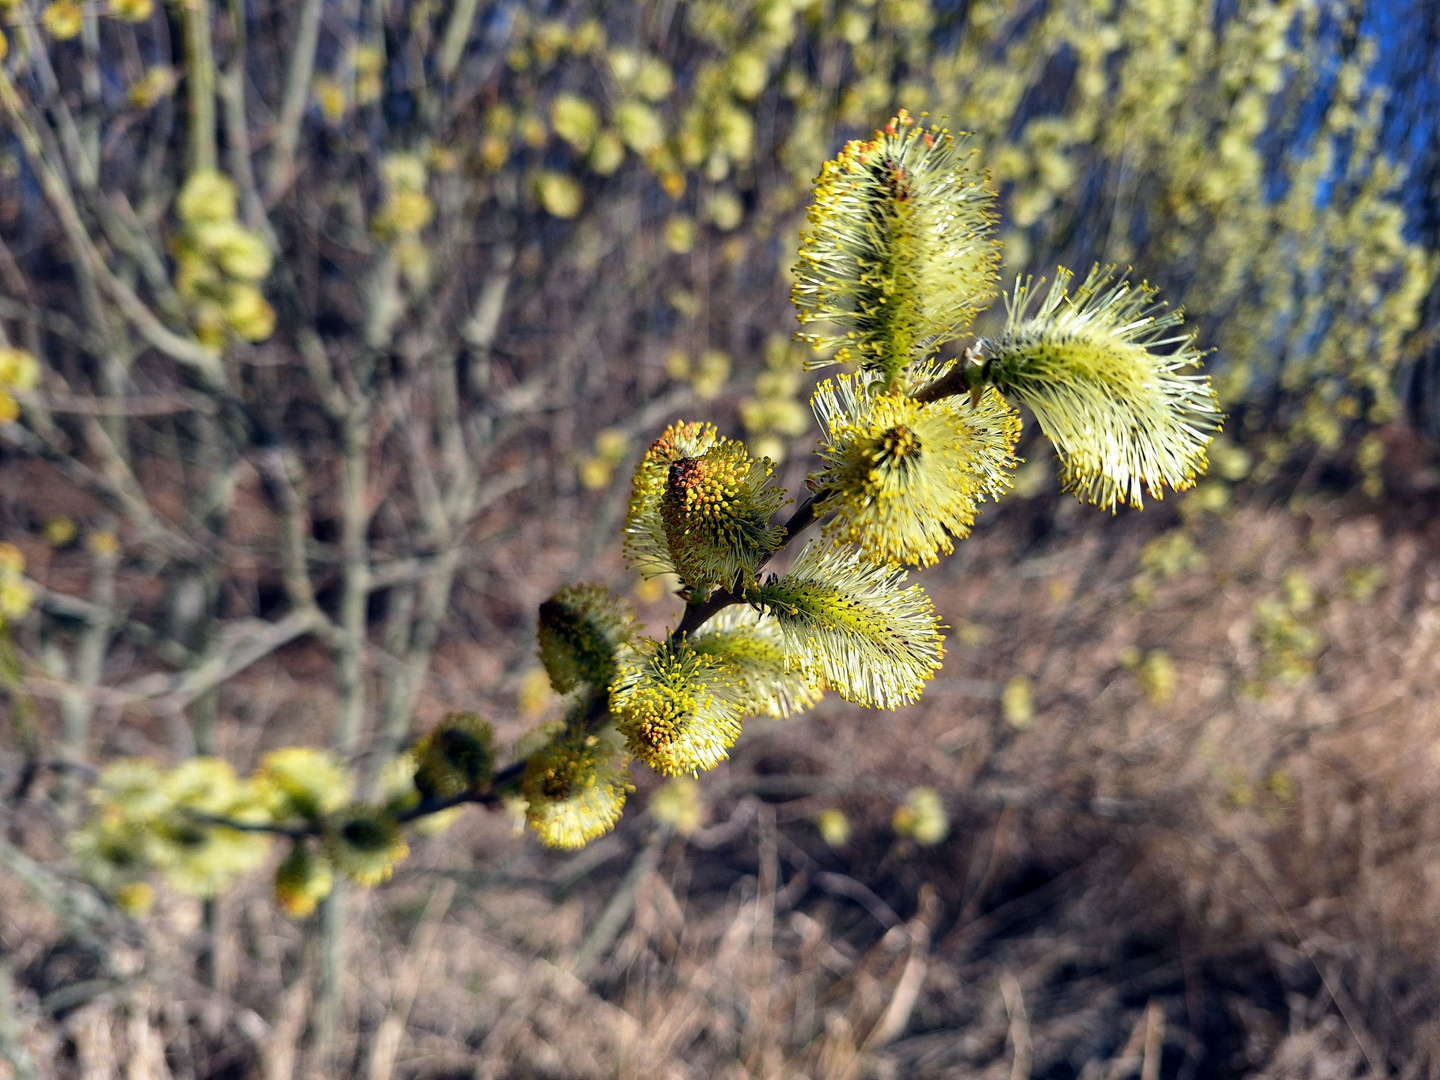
<box><xmin>323</xmin><ymin>805</ymin><xmax>408</xmax><ymax>886</ymax></box>
<box><xmin>536</xmin><ymin>583</ymin><xmax>638</xmax><ymax>693</ymax></box>
<box><xmin>412</xmin><ymin>713</ymin><xmax>495</xmax><ymax>799</ymax></box>
<box><xmin>274</xmin><ymin>842</ymin><xmax>334</xmax><ymax>918</ymax></box>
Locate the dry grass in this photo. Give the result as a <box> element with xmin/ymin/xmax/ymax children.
<box><xmin>5</xmin><ymin>463</ymin><xmax>1440</xmax><ymax>1080</ymax></box>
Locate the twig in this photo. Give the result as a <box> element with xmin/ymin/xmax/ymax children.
<box><xmin>438</xmin><ymin>0</ymin><xmax>480</xmax><ymax>80</ymax></box>
<box><xmin>909</xmin><ymin>344</ymin><xmax>983</xmax><ymax>405</ymax></box>
<box><xmin>668</xmin><ymin>492</ymin><xmax>823</xmax><ymax>643</ymax></box>
<box><xmin>0</xmin><ymin>70</ymin><xmax>227</xmax><ymax>384</ymax></box>
<box><xmin>0</xmin><ymin>963</ymin><xmax>41</xmax><ymax>1080</ymax></box>
<box><xmin>181</xmin><ymin>0</ymin><xmax>218</xmax><ymax>173</ymax></box>
<box><xmin>1000</xmin><ymin>973</ymin><xmax>1032</xmax><ymax>1080</ymax></box>
<box><xmin>568</xmin><ymin>830</ymin><xmax>666</xmax><ymax>981</ymax></box>
<box><xmin>861</xmin><ymin>884</ymin><xmax>938</xmax><ymax>1050</ymax></box>
<box><xmin>363</xmin><ymin>880</ymin><xmax>455</xmax><ymax>1080</ymax></box>
<box><xmin>266</xmin><ymin>0</ymin><xmax>324</xmax><ymax>201</ymax></box>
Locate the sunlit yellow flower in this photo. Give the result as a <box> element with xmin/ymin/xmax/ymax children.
<box><xmin>192</xmin><ymin>220</ymin><xmax>272</xmax><ymax>281</ymax></box>
<box><xmin>659</xmin><ymin>438</ymin><xmax>786</xmax><ymax>597</ymax></box>
<box><xmin>225</xmin><ymin>284</ymin><xmax>276</xmax><ymax>342</ymax></box>
<box><xmin>750</xmin><ymin>542</ymin><xmax>943</xmax><ymax>710</ymax></box>
<box><xmin>689</xmin><ymin>605</ymin><xmax>823</xmax><ymax>719</ymax></box>
<box><xmin>535</xmin><ymin>171</ymin><xmax>583</xmax><ymax>219</ymax></box>
<box><xmin>892</xmin><ymin>786</ymin><xmax>948</xmax><ymax>845</ymax></box>
<box><xmin>649</xmin><ymin>776</ymin><xmax>703</xmax><ymax>836</ymax></box>
<box><xmin>610</xmin><ymin>638</ymin><xmax>743</xmax><ymax>776</ymax></box>
<box><xmin>810</xmin><ymin>368</ymin><xmax>1021</xmax><ymax>567</ymax></box>
<box><xmin>42</xmin><ymin>0</ymin><xmax>82</xmax><ymax>40</ymax></box>
<box><xmin>256</xmin><ymin>747</ymin><xmax>352</xmax><ymax>823</ymax></box>
<box><xmin>0</xmin><ymin>347</ymin><xmax>39</xmax><ymax>391</ymax></box>
<box><xmin>984</xmin><ymin>266</ymin><xmax>1222</xmax><ymax>510</ymax></box>
<box><xmin>792</xmin><ymin>111</ymin><xmax>999</xmax><ymax>386</ymax></box>
<box><xmin>522</xmin><ymin>730</ymin><xmax>631</xmax><ymax>849</ymax></box>
<box><xmin>177</xmin><ymin>170</ymin><xmax>238</xmax><ymax>226</ymax></box>
<box><xmin>550</xmin><ymin>93</ymin><xmax>600</xmax><ymax>153</ymax></box>
<box><xmin>625</xmin><ymin>421</ymin><xmax>721</xmax><ymax>577</ymax></box>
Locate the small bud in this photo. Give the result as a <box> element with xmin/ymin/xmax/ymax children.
<box><xmin>815</xmin><ymin>808</ymin><xmax>851</xmax><ymax>848</ymax></box>
<box><xmin>114</xmin><ymin>881</ymin><xmax>154</xmax><ymax>915</ymax></box>
<box><xmin>0</xmin><ymin>543</ymin><xmax>32</xmax><ymax>621</ymax></box>
<box><xmin>177</xmin><ymin>171</ymin><xmax>239</xmax><ymax>227</ymax></box>
<box><xmin>614</xmin><ymin>101</ymin><xmax>664</xmax><ymax>154</ymax></box>
<box><xmin>0</xmin><ymin>347</ymin><xmax>40</xmax><ymax>392</ymax></box>
<box><xmin>324</xmin><ymin>805</ymin><xmax>409</xmax><ymax>886</ymax></box>
<box><xmin>42</xmin><ymin>0</ymin><xmax>83</xmax><ymax>40</ymax></box>
<box><xmin>274</xmin><ymin>842</ymin><xmax>334</xmax><ymax>917</ymax></box>
<box><xmin>892</xmin><ymin>786</ymin><xmax>948</xmax><ymax>846</ymax></box>
<box><xmin>535</xmin><ymin>172</ymin><xmax>583</xmax><ymax>219</ymax></box>
<box><xmin>1001</xmin><ymin>676</ymin><xmax>1033</xmax><ymax>729</ymax></box>
<box><xmin>225</xmin><ymin>284</ymin><xmax>277</xmax><ymax>342</ymax></box>
<box><xmin>384</xmin><ymin>189</ymin><xmax>435</xmax><ymax>234</ymax></box>
<box><xmin>128</xmin><ymin>66</ymin><xmax>177</xmax><ymax>110</ymax></box>
<box><xmin>588</xmin><ymin>131</ymin><xmax>626</xmax><ymax>176</ymax></box>
<box><xmin>650</xmin><ymin>776</ymin><xmax>704</xmax><ymax>836</ymax></box>
<box><xmin>412</xmin><ymin>713</ymin><xmax>495</xmax><ymax>799</ymax></box>
<box><xmin>536</xmin><ymin>583</ymin><xmax>639</xmax><ymax>693</ymax></box>
<box><xmin>1136</xmin><ymin>650</ymin><xmax>1176</xmax><ymax>705</ymax></box>
<box><xmin>193</xmin><ymin>221</ymin><xmax>272</xmax><ymax>281</ymax></box>
<box><xmin>43</xmin><ymin>516</ymin><xmax>77</xmax><ymax>547</ymax></box>
<box><xmin>550</xmin><ymin>93</ymin><xmax>600</xmax><ymax>154</ymax></box>
<box><xmin>517</xmin><ymin>667</ymin><xmax>556</xmax><ymax>718</ymax></box>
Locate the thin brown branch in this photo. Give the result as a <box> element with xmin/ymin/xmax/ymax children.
<box><xmin>265</xmin><ymin>0</ymin><xmax>323</xmax><ymax>202</ymax></box>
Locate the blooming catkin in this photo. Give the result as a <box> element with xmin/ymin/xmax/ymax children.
<box><xmin>810</xmin><ymin>367</ymin><xmax>1021</xmax><ymax>567</ymax></box>
<box><xmin>984</xmin><ymin>266</ymin><xmax>1222</xmax><ymax>510</ymax></box>
<box><xmin>792</xmin><ymin>110</ymin><xmax>1000</xmax><ymax>387</ymax></box>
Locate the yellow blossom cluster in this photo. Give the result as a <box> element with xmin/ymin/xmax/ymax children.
<box><xmin>0</xmin><ymin>542</ymin><xmax>33</xmax><ymax>623</ymax></box>
<box><xmin>0</xmin><ymin>346</ymin><xmax>38</xmax><ymax>426</ymax></box>
<box><xmin>173</xmin><ymin>171</ymin><xmax>275</xmax><ymax>347</ymax></box>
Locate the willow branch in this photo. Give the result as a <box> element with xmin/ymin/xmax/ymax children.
<box><xmin>909</xmin><ymin>343</ymin><xmax>983</xmax><ymax>404</ymax></box>
<box><xmin>0</xmin><ymin>71</ymin><xmax>228</xmax><ymax>386</ymax></box>
<box><xmin>113</xmin><ymin>608</ymin><xmax>327</xmax><ymax>709</ymax></box>
<box><xmin>438</xmin><ymin>0</ymin><xmax>480</xmax><ymax>80</ymax></box>
<box><xmin>181</xmin><ymin>0</ymin><xmax>218</xmax><ymax>173</ymax></box>
<box><xmin>333</xmin><ymin>411</ymin><xmax>374</xmax><ymax>757</ymax></box>
<box><xmin>668</xmin><ymin>492</ymin><xmax>825</xmax><ymax>643</ymax></box>
<box><xmin>266</xmin><ymin>0</ymin><xmax>324</xmax><ymax>201</ymax></box>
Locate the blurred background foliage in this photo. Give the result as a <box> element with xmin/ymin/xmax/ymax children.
<box><xmin>3</xmin><ymin>0</ymin><xmax>1440</xmax><ymax>1077</ymax></box>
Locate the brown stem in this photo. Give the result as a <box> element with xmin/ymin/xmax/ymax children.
<box><xmin>909</xmin><ymin>343</ymin><xmax>984</xmax><ymax>404</ymax></box>
<box><xmin>666</xmin><ymin>491</ymin><xmax>826</xmax><ymax>644</ymax></box>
